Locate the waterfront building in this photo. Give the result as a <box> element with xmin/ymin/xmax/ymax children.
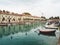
<box><xmin>0</xmin><ymin>10</ymin><xmax>42</xmax><ymax>24</ymax></box>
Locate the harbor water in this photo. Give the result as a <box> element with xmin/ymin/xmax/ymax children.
<box><xmin>0</xmin><ymin>22</ymin><xmax>58</xmax><ymax>45</ymax></box>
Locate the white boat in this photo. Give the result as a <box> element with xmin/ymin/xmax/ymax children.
<box><xmin>44</xmin><ymin>21</ymin><xmax>59</xmax><ymax>29</ymax></box>
<box><xmin>45</xmin><ymin>23</ymin><xmax>58</xmax><ymax>29</ymax></box>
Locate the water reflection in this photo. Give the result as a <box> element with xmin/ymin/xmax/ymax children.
<box><xmin>25</xmin><ymin>32</ymin><xmax>28</xmax><ymax>35</ymax></box>
<box><xmin>10</xmin><ymin>36</ymin><xmax>13</xmax><ymax>40</ymax></box>
<box><xmin>38</xmin><ymin>33</ymin><xmax>56</xmax><ymax>36</ymax></box>
<box><xmin>0</xmin><ymin>22</ymin><xmax>57</xmax><ymax>45</ymax></box>
<box><xmin>0</xmin><ymin>22</ymin><xmax>41</xmax><ymax>38</ymax></box>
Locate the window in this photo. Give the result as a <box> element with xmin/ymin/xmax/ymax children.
<box><xmin>2</xmin><ymin>17</ymin><xmax>5</xmax><ymax>21</ymax></box>
<box><xmin>18</xmin><ymin>18</ymin><xmax>21</xmax><ymax>20</ymax></box>
<box><xmin>12</xmin><ymin>18</ymin><xmax>15</xmax><ymax>21</ymax></box>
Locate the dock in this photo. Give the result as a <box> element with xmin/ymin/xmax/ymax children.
<box><xmin>57</xmin><ymin>37</ymin><xmax>60</xmax><ymax>45</ymax></box>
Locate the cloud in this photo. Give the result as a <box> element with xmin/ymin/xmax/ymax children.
<box><xmin>51</xmin><ymin>0</ymin><xmax>60</xmax><ymax>4</ymax></box>
<box><xmin>0</xmin><ymin>0</ymin><xmax>60</xmax><ymax>18</ymax></box>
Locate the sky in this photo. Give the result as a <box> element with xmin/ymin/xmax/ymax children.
<box><xmin>0</xmin><ymin>0</ymin><xmax>60</xmax><ymax>18</ymax></box>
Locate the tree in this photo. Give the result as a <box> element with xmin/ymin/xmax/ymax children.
<box><xmin>6</xmin><ymin>11</ymin><xmax>10</xmax><ymax>14</ymax></box>
<box><xmin>49</xmin><ymin>16</ymin><xmax>53</xmax><ymax>19</ymax></box>
<box><xmin>3</xmin><ymin>10</ymin><xmax>5</xmax><ymax>13</ymax></box>
<box><xmin>0</xmin><ymin>10</ymin><xmax>2</xmax><ymax>13</ymax></box>
<box><xmin>54</xmin><ymin>16</ymin><xmax>59</xmax><ymax>19</ymax></box>
<box><xmin>41</xmin><ymin>16</ymin><xmax>46</xmax><ymax>19</ymax></box>
<box><xmin>22</xmin><ymin>12</ymin><xmax>31</xmax><ymax>16</ymax></box>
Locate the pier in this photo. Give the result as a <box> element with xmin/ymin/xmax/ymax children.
<box><xmin>57</xmin><ymin>37</ymin><xmax>60</xmax><ymax>45</ymax></box>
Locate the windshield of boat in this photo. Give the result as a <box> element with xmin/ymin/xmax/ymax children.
<box><xmin>55</xmin><ymin>21</ymin><xmax>59</xmax><ymax>24</ymax></box>
<box><xmin>46</xmin><ymin>21</ymin><xmax>60</xmax><ymax>25</ymax></box>
<box><xmin>46</xmin><ymin>22</ymin><xmax>53</xmax><ymax>25</ymax></box>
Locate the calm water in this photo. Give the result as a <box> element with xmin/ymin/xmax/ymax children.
<box><xmin>0</xmin><ymin>23</ymin><xmax>57</xmax><ymax>45</ymax></box>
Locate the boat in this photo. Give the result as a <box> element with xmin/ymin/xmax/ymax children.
<box><xmin>38</xmin><ymin>29</ymin><xmax>56</xmax><ymax>35</ymax></box>
<box><xmin>44</xmin><ymin>21</ymin><xmax>59</xmax><ymax>29</ymax></box>
<box><xmin>44</xmin><ymin>24</ymin><xmax>58</xmax><ymax>29</ymax></box>
<box><xmin>38</xmin><ymin>32</ymin><xmax>55</xmax><ymax>36</ymax></box>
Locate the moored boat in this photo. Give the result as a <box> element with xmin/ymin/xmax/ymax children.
<box><xmin>39</xmin><ymin>29</ymin><xmax>56</xmax><ymax>35</ymax></box>
<box><xmin>44</xmin><ymin>24</ymin><xmax>58</xmax><ymax>29</ymax></box>
<box><xmin>44</xmin><ymin>21</ymin><xmax>59</xmax><ymax>29</ymax></box>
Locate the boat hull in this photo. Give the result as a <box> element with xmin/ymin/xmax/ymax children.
<box><xmin>44</xmin><ymin>26</ymin><xmax>58</xmax><ymax>29</ymax></box>
<box><xmin>39</xmin><ymin>30</ymin><xmax>56</xmax><ymax>35</ymax></box>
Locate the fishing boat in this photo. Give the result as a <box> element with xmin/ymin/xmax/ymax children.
<box><xmin>38</xmin><ymin>29</ymin><xmax>56</xmax><ymax>35</ymax></box>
